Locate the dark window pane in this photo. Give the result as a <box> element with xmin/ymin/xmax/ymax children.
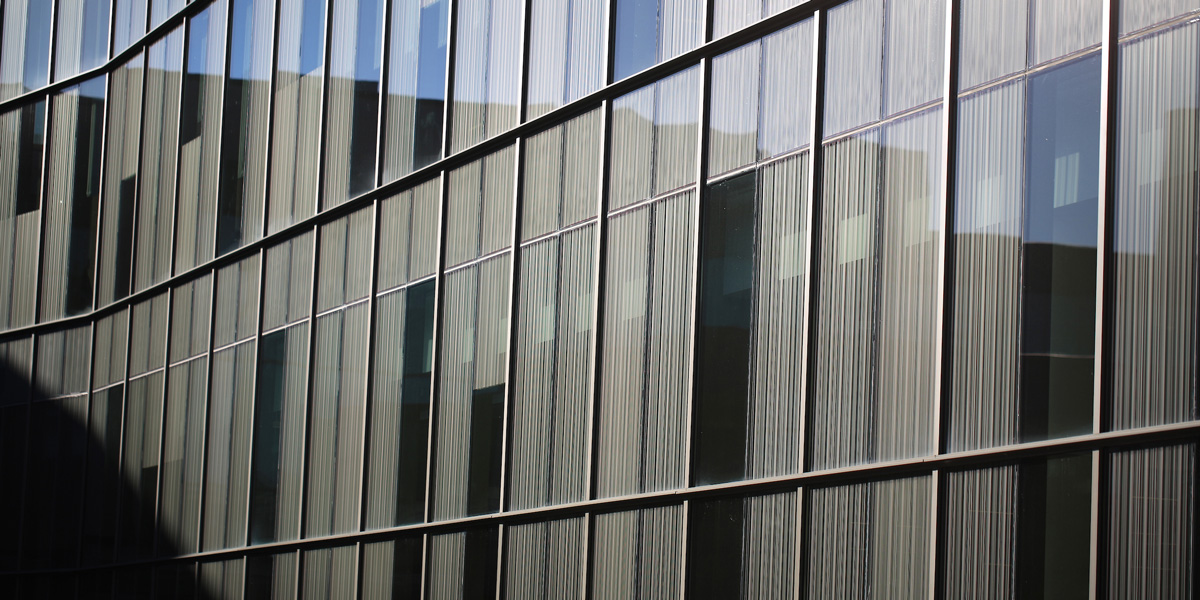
<box><xmin>250</xmin><ymin>324</ymin><xmax>308</xmax><ymax>544</ymax></box>
<box><xmin>1016</xmin><ymin>454</ymin><xmax>1092</xmax><ymax>599</ymax></box>
<box><xmin>693</xmin><ymin>172</ymin><xmax>756</xmax><ymax>485</ymax></box>
<box><xmin>686</xmin><ymin>498</ymin><xmax>744</xmax><ymax>596</ymax></box>
<box><xmin>1019</xmin><ymin>55</ymin><xmax>1101</xmax><ymax>442</ymax></box>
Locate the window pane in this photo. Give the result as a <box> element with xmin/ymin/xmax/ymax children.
<box><xmin>249</xmin><ymin>324</ymin><xmax>309</xmax><ymax>544</ymax></box>
<box><xmin>446</xmin><ymin>145</ymin><xmax>515</xmax><ymax>267</ymax></box>
<box><xmin>41</xmin><ymin>77</ymin><xmax>106</xmax><ymax>320</ymax></box>
<box><xmin>1107</xmin><ymin>444</ymin><xmax>1195</xmax><ymax>597</ymax></box>
<box><xmin>99</xmin><ymin>57</ymin><xmax>141</xmax><ymax>306</ymax></box>
<box><xmin>686</xmin><ymin>492</ymin><xmax>797</xmax><ymax>599</ymax></box>
<box><xmin>1110</xmin><ymin>22</ymin><xmax>1200</xmax><ymax>429</ymax></box>
<box><xmin>613</xmin><ymin>0</ymin><xmax>703</xmax><ymax>80</ymax></box>
<box><xmin>433</xmin><ymin>258</ymin><xmax>510</xmax><ymax>519</ymax></box>
<box><xmin>176</xmin><ymin>2</ymin><xmax>228</xmax><ymax>273</ymax></box>
<box><xmin>204</xmin><ymin>341</ymin><xmax>256</xmax><ymax>550</ymax></box>
<box><xmin>526</xmin><ymin>0</ymin><xmax>605</xmax><ymax>119</ymax></box>
<box><xmin>324</xmin><ymin>0</ymin><xmax>384</xmax><ymax>206</ymax></box>
<box><xmin>610</xmin><ymin>67</ymin><xmax>699</xmax><ymax>210</ymax></box>
<box><xmin>54</xmin><ymin>0</ymin><xmax>110</xmax><ymax>81</ymax></box>
<box><xmin>382</xmin><ymin>0</ymin><xmax>448</xmax><ymax>180</ymax></box>
<box><xmin>137</xmin><ymin>29</ymin><xmax>183</xmax><ymax>291</ymax></box>
<box><xmin>361</xmin><ymin>537</ymin><xmax>423</xmax><ymax>600</ymax></box>
<box><xmin>269</xmin><ymin>0</ymin><xmax>327</xmax><ymax>232</ymax></box>
<box><xmin>0</xmin><ymin>0</ymin><xmax>53</xmax><ymax>99</ymax></box>
<box><xmin>428</xmin><ymin>527</ymin><xmax>499</xmax><ymax>599</ymax></box>
<box><xmin>0</xmin><ymin>99</ymin><xmax>45</xmax><ymax>327</ymax></box>
<box><xmin>366</xmin><ymin>281</ymin><xmax>435</xmax><ymax>528</ymax></box>
<box><xmin>596</xmin><ymin>191</ymin><xmax>693</xmax><ymax>497</ymax></box>
<box><xmin>504</xmin><ymin>517</ymin><xmax>585</xmax><ymax>598</ymax></box>
<box><xmin>592</xmin><ymin>505</ymin><xmax>683</xmax><ymax>599</ymax></box>
<box><xmin>217</xmin><ymin>0</ymin><xmax>273</xmax><ymax>254</ymax></box>
<box><xmin>452</xmin><ymin>0</ymin><xmax>523</xmax><ymax>152</ymax></box>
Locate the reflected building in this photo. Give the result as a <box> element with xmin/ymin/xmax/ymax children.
<box><xmin>0</xmin><ymin>0</ymin><xmax>1199</xmax><ymax>598</ymax></box>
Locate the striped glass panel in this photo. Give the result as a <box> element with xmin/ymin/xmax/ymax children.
<box><xmin>92</xmin><ymin>309</ymin><xmax>129</xmax><ymax>390</ymax></box>
<box><xmin>592</xmin><ymin>505</ymin><xmax>683</xmax><ymax>600</ymax></box>
<box><xmin>433</xmin><ymin>256</ymin><xmax>510</xmax><ymax>519</ymax></box>
<box><xmin>613</xmin><ymin>0</ymin><xmax>703</xmax><ymax>80</ymax></box>
<box><xmin>113</xmin><ymin>0</ymin><xmax>149</xmax><ymax>56</ymax></box>
<box><xmin>137</xmin><ymin>29</ymin><xmax>183</xmax><ymax>291</ymax></box>
<box><xmin>446</xmin><ymin>145</ymin><xmax>515</xmax><ymax>267</ymax></box>
<box><xmin>596</xmin><ymin>191</ymin><xmax>693</xmax><ymax>498</ymax></box>
<box><xmin>323</xmin><ymin>0</ymin><xmax>384</xmax><ymax>206</ymax></box>
<box><xmin>198</xmin><ymin>558</ymin><xmax>245</xmax><ymax>600</ymax></box>
<box><xmin>0</xmin><ymin>0</ymin><xmax>52</xmax><ymax>99</ymax></box>
<box><xmin>262</xmin><ymin>231</ymin><xmax>314</xmax><ymax>332</ymax></box>
<box><xmin>1121</xmin><ymin>0</ymin><xmax>1200</xmax><ymax>34</ymax></box>
<box><xmin>451</xmin><ymin>0</ymin><xmax>523</xmax><ymax>152</ymax></box>
<box><xmin>526</xmin><ymin>0</ymin><xmax>606</xmax><ymax>119</ymax></box>
<box><xmin>1106</xmin><ymin>444</ymin><xmax>1195</xmax><ymax>598</ymax></box>
<box><xmin>610</xmin><ymin>66</ymin><xmax>699</xmax><ymax>210</ymax></box>
<box><xmin>269</xmin><ymin>0</ymin><xmax>326</xmax><ymax>232</ymax></box>
<box><xmin>118</xmin><ymin>371</ymin><xmax>164</xmax><ymax>559</ymax></box>
<box><xmin>378</xmin><ymin>178</ymin><xmax>440</xmax><ymax>292</ymax></box>
<box><xmin>712</xmin><ymin>0</ymin><xmax>802</xmax><ymax>38</ymax></box>
<box><xmin>34</xmin><ymin>326</ymin><xmax>90</xmax><ymax>398</ymax></box>
<box><xmin>161</xmin><ymin>356</ymin><xmax>209</xmax><ymax>554</ymax></box>
<box><xmin>245</xmin><ymin>551</ymin><xmax>298</xmax><ymax>599</ymax></box>
<box><xmin>943</xmin><ymin>467</ymin><xmax>1017</xmax><ymax>599</ymax></box>
<box><xmin>0</xmin><ymin>99</ymin><xmax>44</xmax><ymax>329</ymax></box>
<box><xmin>53</xmin><ymin>0</ymin><xmax>109</xmax><ymax>81</ymax></box>
<box><xmin>509</xmin><ymin>226</ymin><xmax>595</xmax><ymax>509</ymax></box>
<box><xmin>824</xmin><ymin>0</ymin><xmax>883</xmax><ymax>136</ymax></box>
<box><xmin>1030</xmin><ymin>0</ymin><xmax>1102</xmax><ymax>66</ymax></box>
<box><xmin>361</xmin><ymin>537</ymin><xmax>423</xmax><ymax>600</ymax></box>
<box><xmin>0</xmin><ymin>336</ymin><xmax>32</xmax><ymax>391</ymax></box>
<box><xmin>82</xmin><ymin>387</ymin><xmax>124</xmax><ymax>566</ymax></box>
<box><xmin>1110</xmin><ymin>22</ymin><xmax>1200</xmax><ymax>429</ymax></box>
<box><xmin>749</xmin><ymin>153</ymin><xmax>808</xmax><ymax>478</ymax></box>
<box><xmin>21</xmin><ymin>396</ymin><xmax>88</xmax><ymax>568</ymax></box>
<box><xmin>129</xmin><ymin>292</ymin><xmax>169</xmax><ymax>377</ymax></box>
<box><xmin>686</xmin><ymin>492</ymin><xmax>797</xmax><ymax>599</ymax></box>
<box><xmin>317</xmin><ymin>208</ymin><xmax>373</xmax><ymax>312</ymax></box>
<box><xmin>884</xmin><ymin>0</ymin><xmax>945</xmax><ymax>115</ymax></box>
<box><xmin>98</xmin><ymin>56</ymin><xmax>142</xmax><ymax>306</ymax></box>
<box><xmin>203</xmin><ymin>341</ymin><xmax>255</xmax><ymax>550</ymax></box>
<box><xmin>382</xmin><ymin>0</ymin><xmax>448</xmax><ymax>181</ymax></box>
<box><xmin>710</xmin><ymin>19</ymin><xmax>812</xmax><ymax>177</ymax></box>
<box><xmin>306</xmin><ymin>304</ymin><xmax>369</xmax><ymax>537</ymax></box>
<box><xmin>959</xmin><ymin>0</ymin><xmax>1027</xmax><ymax>89</ymax></box>
<box><xmin>428</xmin><ymin>528</ymin><xmax>499</xmax><ymax>599</ymax></box>
<box><xmin>170</xmin><ymin>274</ymin><xmax>213</xmax><ymax>364</ymax></box>
<box><xmin>521</xmin><ymin>109</ymin><xmax>601</xmax><ymax>241</ymax></box>
<box><xmin>301</xmin><ymin>546</ymin><xmax>357</xmax><ymax>599</ymax></box>
<box><xmin>805</xmin><ymin>476</ymin><xmax>931</xmax><ymax>598</ymax></box>
<box><xmin>150</xmin><ymin>0</ymin><xmax>186</xmax><ymax>29</ymax></box>
<box><xmin>217</xmin><ymin>0</ymin><xmax>273</xmax><ymax>254</ymax></box>
<box><xmin>214</xmin><ymin>253</ymin><xmax>261</xmax><ymax>349</ymax></box>
<box><xmin>949</xmin><ymin>81</ymin><xmax>1024</xmax><ymax>451</ymax></box>
<box><xmin>249</xmin><ymin>323</ymin><xmax>309</xmax><ymax>544</ymax></box>
<box><xmin>175</xmin><ymin>2</ymin><xmax>228</xmax><ymax>274</ymax></box>
<box><xmin>504</xmin><ymin>517</ymin><xmax>585</xmax><ymax>599</ymax></box>
<box><xmin>40</xmin><ymin>77</ymin><xmax>106</xmax><ymax>320</ymax></box>
<box><xmin>365</xmin><ymin>282</ymin><xmax>435</xmax><ymax>528</ymax></box>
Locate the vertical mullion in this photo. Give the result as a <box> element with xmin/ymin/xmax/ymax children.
<box><xmin>676</xmin><ymin>499</ymin><xmax>690</xmax><ymax>600</ymax></box>
<box><xmin>584</xmin><ymin>99</ymin><xmax>611</xmax><ymax>502</ymax></box>
<box><xmin>241</xmin><ymin>247</ymin><xmax>267</xmax><ymax>546</ymax></box>
<box><xmin>799</xmin><ymin>8</ymin><xmax>827</xmax><ymax>474</ymax></box>
<box><xmin>1090</xmin><ymin>0</ymin><xmax>1119</xmax><ymax>595</ymax></box>
<box><xmin>439</xmin><ymin>0</ymin><xmax>459</xmax><ymax>161</ymax></box>
<box><xmin>927</xmin><ymin>469</ymin><xmax>941</xmax><ymax>600</ymax></box>
<box><xmin>494</xmin><ymin>523</ymin><xmax>507</xmax><ymax>600</ymax></box>
<box><xmin>259</xmin><ymin>0</ymin><xmax>283</xmax><ymax>240</ymax></box>
<box><xmin>194</xmin><ymin>264</ymin><xmax>220</xmax><ymax>555</ymax></box>
<box><xmin>374</xmin><ymin>0</ymin><xmax>393</xmax><ymax>188</ymax></box>
<box><xmin>499</xmin><ymin>136</ymin><xmax>525</xmax><ymax>513</ymax></box>
<box><xmin>934</xmin><ymin>0</ymin><xmax>960</xmax><ymax>456</ymax></box>
<box><xmin>516</xmin><ymin>0</ymin><xmax>532</xmax><ymax>124</ymax></box>
<box><xmin>71</xmin><ymin>321</ymin><xmax>99</xmax><ymax>569</ymax></box>
<box><xmin>47</xmin><ymin>0</ymin><xmax>61</xmax><ymax>83</ymax></box>
<box><xmin>152</xmin><ymin>286</ymin><xmax>177</xmax><ymax>557</ymax></box>
<box><xmin>168</xmin><ymin>19</ymin><xmax>190</xmax><ymax>278</ymax></box>
<box><xmin>424</xmin><ymin>171</ymin><xmax>451</xmax><ymax>524</ymax></box>
<box><xmin>682</xmin><ymin>54</ymin><xmax>712</xmax><ymax>489</ymax></box>
<box><xmin>791</xmin><ymin>485</ymin><xmax>805</xmax><ymax>600</ymax></box>
<box><xmin>297</xmin><ymin>223</ymin><xmax>321</xmax><ymax>540</ymax></box>
<box><xmin>314</xmin><ymin>0</ymin><xmax>333</xmax><ymax>213</ymax></box>
<box><xmin>356</xmin><ymin>198</ymin><xmax>381</xmax><ymax>532</ymax></box>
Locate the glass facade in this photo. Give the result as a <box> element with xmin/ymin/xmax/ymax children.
<box><xmin>0</xmin><ymin>0</ymin><xmax>1198</xmax><ymax>598</ymax></box>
